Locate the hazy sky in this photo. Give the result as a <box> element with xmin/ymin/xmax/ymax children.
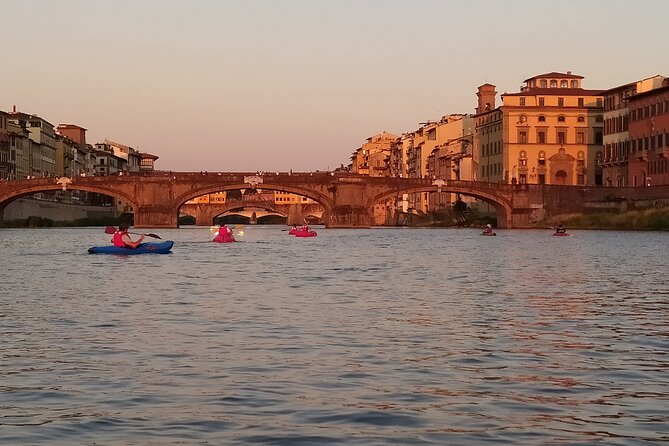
<box><xmin>3</xmin><ymin>0</ymin><xmax>668</xmax><ymax>172</ymax></box>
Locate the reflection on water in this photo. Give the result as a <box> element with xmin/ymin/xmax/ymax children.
<box><xmin>0</xmin><ymin>226</ymin><xmax>668</xmax><ymax>445</ymax></box>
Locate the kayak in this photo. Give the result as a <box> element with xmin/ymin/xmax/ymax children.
<box><xmin>481</xmin><ymin>232</ymin><xmax>496</xmax><ymax>236</ymax></box>
<box><xmin>213</xmin><ymin>234</ymin><xmax>236</xmax><ymax>243</ymax></box>
<box><xmin>88</xmin><ymin>241</ymin><xmax>174</xmax><ymax>254</ymax></box>
<box><xmin>553</xmin><ymin>232</ymin><xmax>570</xmax><ymax>237</ymax></box>
<box><xmin>294</xmin><ymin>229</ymin><xmax>317</xmax><ymax>237</ymax></box>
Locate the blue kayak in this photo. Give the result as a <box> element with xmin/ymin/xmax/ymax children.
<box><xmin>88</xmin><ymin>241</ymin><xmax>174</xmax><ymax>255</ymax></box>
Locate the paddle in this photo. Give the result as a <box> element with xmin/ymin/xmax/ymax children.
<box><xmin>104</xmin><ymin>226</ymin><xmax>162</xmax><ymax>239</ymax></box>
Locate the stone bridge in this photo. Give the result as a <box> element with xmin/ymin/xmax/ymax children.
<box><xmin>1</xmin><ymin>171</ymin><xmax>669</xmax><ymax>228</ymax></box>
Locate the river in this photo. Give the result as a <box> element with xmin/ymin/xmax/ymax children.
<box><xmin>1</xmin><ymin>226</ymin><xmax>667</xmax><ymax>445</ymax></box>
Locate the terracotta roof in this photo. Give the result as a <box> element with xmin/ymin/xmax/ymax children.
<box><xmin>524</xmin><ymin>72</ymin><xmax>584</xmax><ymax>82</ymax></box>
<box><xmin>503</xmin><ymin>88</ymin><xmax>604</xmax><ymax>97</ymax></box>
<box><xmin>627</xmin><ymin>84</ymin><xmax>669</xmax><ymax>101</ymax></box>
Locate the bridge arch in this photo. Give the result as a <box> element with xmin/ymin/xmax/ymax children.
<box><xmin>368</xmin><ymin>185</ymin><xmax>514</xmax><ymax>228</ymax></box>
<box><xmin>0</xmin><ymin>182</ymin><xmax>138</xmax><ymax>213</ymax></box>
<box><xmin>173</xmin><ymin>183</ymin><xmax>334</xmax><ymax>219</ymax></box>
<box><xmin>180</xmin><ymin>200</ymin><xmax>287</xmax><ymax>226</ymax></box>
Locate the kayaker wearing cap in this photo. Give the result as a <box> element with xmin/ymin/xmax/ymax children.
<box><xmin>482</xmin><ymin>223</ymin><xmax>495</xmax><ymax>235</ymax></box>
<box><xmin>112</xmin><ymin>222</ymin><xmax>144</xmax><ymax>248</ymax></box>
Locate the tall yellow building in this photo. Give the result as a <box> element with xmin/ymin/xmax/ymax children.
<box><xmin>475</xmin><ymin>72</ymin><xmax>604</xmax><ymax>185</ymax></box>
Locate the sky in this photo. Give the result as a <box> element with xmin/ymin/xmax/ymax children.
<box><xmin>3</xmin><ymin>0</ymin><xmax>668</xmax><ymax>172</ymax></box>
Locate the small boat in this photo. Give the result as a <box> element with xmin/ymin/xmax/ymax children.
<box><xmin>294</xmin><ymin>230</ymin><xmax>317</xmax><ymax>237</ymax></box>
<box><xmin>481</xmin><ymin>231</ymin><xmax>496</xmax><ymax>236</ymax></box>
<box><xmin>88</xmin><ymin>241</ymin><xmax>174</xmax><ymax>254</ymax></box>
<box><xmin>212</xmin><ymin>226</ymin><xmax>236</xmax><ymax>243</ymax></box>
<box><xmin>212</xmin><ymin>234</ymin><xmax>236</xmax><ymax>243</ymax></box>
<box><xmin>553</xmin><ymin>232</ymin><xmax>570</xmax><ymax>237</ymax></box>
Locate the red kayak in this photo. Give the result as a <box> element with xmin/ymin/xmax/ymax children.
<box><xmin>213</xmin><ymin>234</ymin><xmax>236</xmax><ymax>243</ymax></box>
<box><xmin>293</xmin><ymin>229</ymin><xmax>317</xmax><ymax>237</ymax></box>
<box><xmin>553</xmin><ymin>232</ymin><xmax>570</xmax><ymax>237</ymax></box>
<box><xmin>212</xmin><ymin>226</ymin><xmax>236</xmax><ymax>243</ymax></box>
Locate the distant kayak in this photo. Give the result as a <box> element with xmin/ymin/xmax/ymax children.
<box><xmin>552</xmin><ymin>232</ymin><xmax>570</xmax><ymax>237</ymax></box>
<box><xmin>481</xmin><ymin>232</ymin><xmax>496</xmax><ymax>236</ymax></box>
<box><xmin>88</xmin><ymin>241</ymin><xmax>174</xmax><ymax>254</ymax></box>
<box><xmin>212</xmin><ymin>234</ymin><xmax>236</xmax><ymax>243</ymax></box>
<box><xmin>293</xmin><ymin>229</ymin><xmax>317</xmax><ymax>237</ymax></box>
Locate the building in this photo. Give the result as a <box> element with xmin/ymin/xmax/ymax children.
<box><xmin>56</xmin><ymin>124</ymin><xmax>89</xmax><ymax>177</ymax></box>
<box><xmin>475</xmin><ymin>72</ymin><xmax>604</xmax><ymax>186</ymax></box>
<box><xmin>627</xmin><ymin>77</ymin><xmax>669</xmax><ymax>186</ymax></box>
<box><xmin>350</xmin><ymin>131</ymin><xmax>398</xmax><ymax>176</ymax></box>
<box><xmin>101</xmin><ymin>139</ymin><xmax>142</xmax><ymax>173</ymax></box>
<box><xmin>599</xmin><ymin>75</ymin><xmax>665</xmax><ymax>186</ymax></box>
<box><xmin>0</xmin><ymin>111</ymin><xmax>11</xmax><ymax>180</ymax></box>
<box><xmin>8</xmin><ymin>110</ymin><xmax>58</xmax><ymax>178</ymax></box>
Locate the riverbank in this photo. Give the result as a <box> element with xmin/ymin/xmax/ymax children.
<box><xmin>542</xmin><ymin>207</ymin><xmax>669</xmax><ymax>231</ymax></box>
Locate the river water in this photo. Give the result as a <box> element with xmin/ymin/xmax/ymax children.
<box><xmin>1</xmin><ymin>226</ymin><xmax>667</xmax><ymax>445</ymax></box>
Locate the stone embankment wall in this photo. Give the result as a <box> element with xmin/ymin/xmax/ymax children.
<box><xmin>3</xmin><ymin>198</ymin><xmax>119</xmax><ymax>221</ymax></box>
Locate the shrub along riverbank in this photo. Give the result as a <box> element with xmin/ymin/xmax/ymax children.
<box><xmin>543</xmin><ymin>208</ymin><xmax>669</xmax><ymax>231</ymax></box>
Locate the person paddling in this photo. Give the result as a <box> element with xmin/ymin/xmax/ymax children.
<box><xmin>482</xmin><ymin>223</ymin><xmax>495</xmax><ymax>235</ymax></box>
<box><xmin>555</xmin><ymin>223</ymin><xmax>567</xmax><ymax>234</ymax></box>
<box><xmin>112</xmin><ymin>222</ymin><xmax>144</xmax><ymax>249</ymax></box>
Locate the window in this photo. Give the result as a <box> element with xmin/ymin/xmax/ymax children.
<box><xmin>578</xmin><ymin>98</ymin><xmax>584</xmax><ymax>107</ymax></box>
<box><xmin>558</xmin><ymin>115</ymin><xmax>566</xmax><ymax>122</ymax></box>
<box><xmin>561</xmin><ymin>80</ymin><xmax>568</xmax><ymax>88</ymax></box>
<box><xmin>519</xmin><ymin>115</ymin><xmax>527</xmax><ymax>123</ymax></box>
<box><xmin>577</xmin><ymin>131</ymin><xmax>585</xmax><ymax>144</ymax></box>
<box><xmin>597</xmin><ymin>98</ymin><xmax>603</xmax><ymax>107</ymax></box>
<box><xmin>550</xmin><ymin>80</ymin><xmax>558</xmax><ymax>88</ymax></box>
<box><xmin>595</xmin><ymin>131</ymin><xmax>603</xmax><ymax>144</ymax></box>
<box><xmin>519</xmin><ymin>131</ymin><xmax>527</xmax><ymax>144</ymax></box>
<box><xmin>538</xmin><ymin>151</ymin><xmax>546</xmax><ymax>165</ymax></box>
<box><xmin>520</xmin><ymin>97</ymin><xmax>526</xmax><ymax>106</ymax></box>
<box><xmin>538</xmin><ymin>115</ymin><xmax>546</xmax><ymax>122</ymax></box>
<box><xmin>540</xmin><ymin>80</ymin><xmax>547</xmax><ymax>88</ymax></box>
<box><xmin>577</xmin><ymin>115</ymin><xmax>585</xmax><ymax>123</ymax></box>
<box><xmin>557</xmin><ymin>131</ymin><xmax>566</xmax><ymax>145</ymax></box>
<box><xmin>571</xmin><ymin>80</ymin><xmax>579</xmax><ymax>88</ymax></box>
<box><xmin>537</xmin><ymin>130</ymin><xmax>546</xmax><ymax>143</ymax></box>
<box><xmin>539</xmin><ymin>98</ymin><xmax>545</xmax><ymax>107</ymax></box>
<box><xmin>538</xmin><ymin>174</ymin><xmax>545</xmax><ymax>184</ymax></box>
<box><xmin>558</xmin><ymin>97</ymin><xmax>565</xmax><ymax>107</ymax></box>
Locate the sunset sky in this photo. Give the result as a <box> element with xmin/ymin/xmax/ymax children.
<box><xmin>3</xmin><ymin>0</ymin><xmax>668</xmax><ymax>172</ymax></box>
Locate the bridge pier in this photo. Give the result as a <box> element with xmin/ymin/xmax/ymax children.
<box><xmin>134</xmin><ymin>206</ymin><xmax>178</xmax><ymax>228</ymax></box>
<box><xmin>327</xmin><ymin>205</ymin><xmax>372</xmax><ymax>228</ymax></box>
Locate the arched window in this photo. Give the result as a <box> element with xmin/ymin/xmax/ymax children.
<box><xmin>519</xmin><ymin>115</ymin><xmax>527</xmax><ymax>123</ymax></box>
<box><xmin>538</xmin><ymin>115</ymin><xmax>546</xmax><ymax>122</ymax></box>
<box><xmin>577</xmin><ymin>115</ymin><xmax>585</xmax><ymax>123</ymax></box>
<box><xmin>561</xmin><ymin>80</ymin><xmax>568</xmax><ymax>88</ymax></box>
<box><xmin>571</xmin><ymin>80</ymin><xmax>578</xmax><ymax>88</ymax></box>
<box><xmin>540</xmin><ymin>79</ymin><xmax>548</xmax><ymax>88</ymax></box>
<box><xmin>550</xmin><ymin>80</ymin><xmax>558</xmax><ymax>88</ymax></box>
<box><xmin>558</xmin><ymin>115</ymin><xmax>566</xmax><ymax>122</ymax></box>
